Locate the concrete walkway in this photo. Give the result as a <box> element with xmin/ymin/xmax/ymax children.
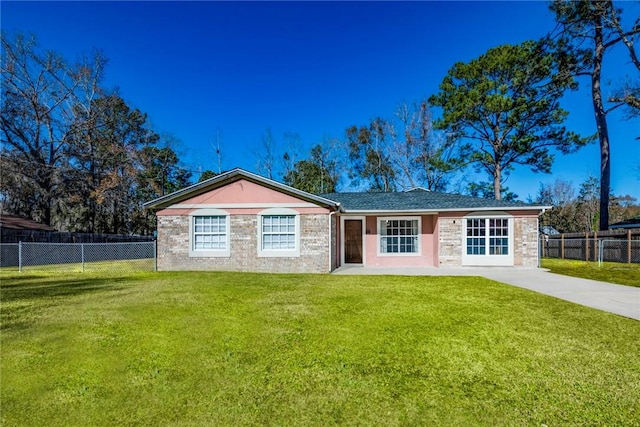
<box><xmin>333</xmin><ymin>266</ymin><xmax>640</xmax><ymax>321</ymax></box>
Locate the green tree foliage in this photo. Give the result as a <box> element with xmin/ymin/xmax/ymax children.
<box><xmin>550</xmin><ymin>0</ymin><xmax>639</xmax><ymax>229</ymax></box>
<box><xmin>466</xmin><ymin>182</ymin><xmax>518</xmax><ymax>202</ymax></box>
<box><xmin>198</xmin><ymin>170</ymin><xmax>218</xmax><ymax>183</ymax></box>
<box><xmin>389</xmin><ymin>100</ymin><xmax>466</xmax><ymax>192</ymax></box>
<box><xmin>65</xmin><ymin>94</ymin><xmax>161</xmax><ymax>233</ymax></box>
<box><xmin>429</xmin><ymin>40</ymin><xmax>589</xmax><ymax>200</ymax></box>
<box><xmin>347</xmin><ymin>118</ymin><xmax>396</xmax><ymax>192</ymax></box>
<box><xmin>1</xmin><ymin>32</ymin><xmax>106</xmax><ymax>227</ymax></box>
<box><xmin>345</xmin><ymin>100</ymin><xmax>464</xmax><ymax>193</ymax></box>
<box><xmin>134</xmin><ymin>145</ymin><xmax>191</xmax><ymax>234</ymax></box>
<box><xmin>577</xmin><ymin>175</ymin><xmax>601</xmax><ymax>232</ymax></box>
<box><xmin>536</xmin><ymin>179</ymin><xmax>580</xmax><ymax>233</ymax></box>
<box><xmin>1</xmin><ymin>33</ymin><xmax>186</xmax><ymax>235</ymax></box>
<box><xmin>537</xmin><ymin>176</ymin><xmax>639</xmax><ymax>233</ymax></box>
<box><xmin>138</xmin><ymin>146</ymin><xmax>191</xmax><ymax>197</ymax></box>
<box><xmin>283</xmin><ymin>144</ymin><xmax>339</xmax><ymax>193</ymax></box>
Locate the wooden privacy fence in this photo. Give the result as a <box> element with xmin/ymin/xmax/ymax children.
<box><xmin>541</xmin><ymin>229</ymin><xmax>640</xmax><ymax>264</ymax></box>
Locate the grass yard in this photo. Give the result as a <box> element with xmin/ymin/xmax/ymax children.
<box><xmin>541</xmin><ymin>258</ymin><xmax>640</xmax><ymax>287</ymax></box>
<box><xmin>2</xmin><ymin>271</ymin><xmax>639</xmax><ymax>426</ymax></box>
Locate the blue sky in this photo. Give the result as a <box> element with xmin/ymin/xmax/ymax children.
<box><xmin>2</xmin><ymin>1</ymin><xmax>639</xmax><ymax>200</ymax></box>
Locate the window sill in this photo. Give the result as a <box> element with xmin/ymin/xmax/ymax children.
<box><xmin>258</xmin><ymin>249</ymin><xmax>300</xmax><ymax>258</ymax></box>
<box><xmin>377</xmin><ymin>252</ymin><xmax>422</xmax><ymax>257</ymax></box>
<box><xmin>189</xmin><ymin>250</ymin><xmax>231</xmax><ymax>258</ymax></box>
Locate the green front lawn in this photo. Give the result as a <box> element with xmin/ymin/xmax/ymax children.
<box><xmin>2</xmin><ymin>272</ymin><xmax>639</xmax><ymax>426</ymax></box>
<box><xmin>541</xmin><ymin>258</ymin><xmax>640</xmax><ymax>287</ymax></box>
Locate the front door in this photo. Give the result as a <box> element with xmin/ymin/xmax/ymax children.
<box><xmin>344</xmin><ymin>219</ymin><xmax>363</xmax><ymax>263</ymax></box>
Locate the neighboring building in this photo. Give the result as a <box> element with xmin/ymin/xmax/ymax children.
<box><xmin>144</xmin><ymin>168</ymin><xmax>549</xmax><ymax>273</ymax></box>
<box><xmin>610</xmin><ymin>216</ymin><xmax>640</xmax><ymax>230</ymax></box>
<box><xmin>0</xmin><ymin>214</ymin><xmax>56</xmax><ymax>243</ymax></box>
<box><xmin>540</xmin><ymin>225</ymin><xmax>560</xmax><ymax>235</ymax></box>
<box><xmin>0</xmin><ymin>214</ymin><xmax>56</xmax><ymax>232</ymax></box>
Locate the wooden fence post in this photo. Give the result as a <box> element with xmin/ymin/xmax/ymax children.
<box><xmin>593</xmin><ymin>232</ymin><xmax>598</xmax><ymax>262</ymax></box>
<box><xmin>585</xmin><ymin>232</ymin><xmax>589</xmax><ymax>261</ymax></box>
<box><xmin>628</xmin><ymin>230</ymin><xmax>632</xmax><ymax>264</ymax></box>
<box><xmin>561</xmin><ymin>234</ymin><xmax>565</xmax><ymax>259</ymax></box>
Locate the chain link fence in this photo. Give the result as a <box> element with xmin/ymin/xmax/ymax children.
<box><xmin>598</xmin><ymin>239</ymin><xmax>640</xmax><ymax>265</ymax></box>
<box><xmin>0</xmin><ymin>242</ymin><xmax>156</xmax><ymax>273</ymax></box>
<box><xmin>541</xmin><ymin>237</ymin><xmax>640</xmax><ymax>264</ymax></box>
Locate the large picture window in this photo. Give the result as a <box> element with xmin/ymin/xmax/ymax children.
<box><xmin>466</xmin><ymin>218</ymin><xmax>510</xmax><ymax>256</ymax></box>
<box><xmin>379</xmin><ymin>217</ymin><xmax>420</xmax><ymax>255</ymax></box>
<box><xmin>462</xmin><ymin>216</ymin><xmax>514</xmax><ymax>266</ymax></box>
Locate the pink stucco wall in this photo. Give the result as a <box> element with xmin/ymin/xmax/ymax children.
<box><xmin>184</xmin><ymin>179</ymin><xmax>309</xmax><ymax>204</ymax></box>
<box><xmin>358</xmin><ymin>215</ymin><xmax>437</xmax><ymax>267</ymax></box>
<box><xmin>157</xmin><ymin>179</ymin><xmax>329</xmax><ymax>216</ymax></box>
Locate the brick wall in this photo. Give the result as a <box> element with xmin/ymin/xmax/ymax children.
<box><xmin>514</xmin><ymin>216</ymin><xmax>539</xmax><ymax>267</ymax></box>
<box><xmin>157</xmin><ymin>213</ymin><xmax>330</xmax><ymax>273</ymax></box>
<box><xmin>438</xmin><ymin>218</ymin><xmax>462</xmax><ymax>267</ymax></box>
<box><xmin>438</xmin><ymin>215</ymin><xmax>540</xmax><ymax>267</ymax></box>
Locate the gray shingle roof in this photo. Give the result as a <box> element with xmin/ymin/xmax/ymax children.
<box><xmin>610</xmin><ymin>216</ymin><xmax>640</xmax><ymax>229</ymax></box>
<box><xmin>144</xmin><ymin>167</ymin><xmax>547</xmax><ymax>213</ymax></box>
<box><xmin>318</xmin><ymin>189</ymin><xmax>543</xmax><ymax>212</ymax></box>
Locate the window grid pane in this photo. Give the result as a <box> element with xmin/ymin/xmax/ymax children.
<box><xmin>380</xmin><ymin>219</ymin><xmax>419</xmax><ymax>253</ymax></box>
<box><xmin>193</xmin><ymin>216</ymin><xmax>227</xmax><ymax>251</ymax></box>
<box><xmin>489</xmin><ymin>218</ymin><xmax>509</xmax><ymax>255</ymax></box>
<box><xmin>466</xmin><ymin>219</ymin><xmax>486</xmax><ymax>255</ymax></box>
<box><xmin>262</xmin><ymin>215</ymin><xmax>296</xmax><ymax>251</ymax></box>
<box><xmin>467</xmin><ymin>218</ymin><xmax>509</xmax><ymax>256</ymax></box>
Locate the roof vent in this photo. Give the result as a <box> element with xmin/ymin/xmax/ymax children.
<box><xmin>405</xmin><ymin>187</ymin><xmax>430</xmax><ymax>192</ymax></box>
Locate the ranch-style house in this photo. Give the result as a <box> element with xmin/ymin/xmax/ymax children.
<box><xmin>144</xmin><ymin>168</ymin><xmax>549</xmax><ymax>273</ymax></box>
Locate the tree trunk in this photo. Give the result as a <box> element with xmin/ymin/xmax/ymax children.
<box><xmin>592</xmin><ymin>16</ymin><xmax>610</xmax><ymax>231</ymax></box>
<box><xmin>494</xmin><ymin>164</ymin><xmax>502</xmax><ymax>200</ymax></box>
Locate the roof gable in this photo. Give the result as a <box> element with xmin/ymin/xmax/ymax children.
<box><xmin>144</xmin><ymin>168</ymin><xmax>340</xmax><ymax>210</ymax></box>
<box><xmin>179</xmin><ymin>179</ymin><xmax>318</xmax><ymax>205</ymax></box>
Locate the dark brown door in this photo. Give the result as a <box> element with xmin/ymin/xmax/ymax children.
<box><xmin>344</xmin><ymin>220</ymin><xmax>363</xmax><ymax>263</ymax></box>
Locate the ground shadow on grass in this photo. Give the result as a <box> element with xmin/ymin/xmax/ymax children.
<box><xmin>1</xmin><ymin>275</ymin><xmax>138</xmax><ymax>331</ymax></box>
<box><xmin>0</xmin><ymin>275</ymin><xmax>134</xmax><ymax>303</ymax></box>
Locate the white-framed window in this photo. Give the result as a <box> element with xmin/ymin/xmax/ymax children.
<box><xmin>462</xmin><ymin>213</ymin><xmax>513</xmax><ymax>266</ymax></box>
<box><xmin>194</xmin><ymin>216</ymin><xmax>227</xmax><ymax>250</ymax></box>
<box><xmin>378</xmin><ymin>217</ymin><xmax>421</xmax><ymax>256</ymax></box>
<box><xmin>465</xmin><ymin>218</ymin><xmax>510</xmax><ymax>256</ymax></box>
<box><xmin>189</xmin><ymin>209</ymin><xmax>230</xmax><ymax>257</ymax></box>
<box><xmin>258</xmin><ymin>208</ymin><xmax>300</xmax><ymax>257</ymax></box>
<box><xmin>466</xmin><ymin>218</ymin><xmax>486</xmax><ymax>255</ymax></box>
<box><xmin>488</xmin><ymin>218</ymin><xmax>509</xmax><ymax>255</ymax></box>
<box><xmin>262</xmin><ymin>215</ymin><xmax>296</xmax><ymax>250</ymax></box>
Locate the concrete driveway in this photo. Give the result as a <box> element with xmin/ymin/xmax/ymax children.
<box><xmin>332</xmin><ymin>266</ymin><xmax>640</xmax><ymax>321</ymax></box>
